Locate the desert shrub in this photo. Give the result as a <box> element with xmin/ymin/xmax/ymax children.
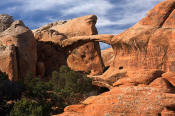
<box><xmin>48</xmin><ymin>65</ymin><xmax>95</xmax><ymax>110</ymax></box>
<box><xmin>23</xmin><ymin>73</ymin><xmax>50</xmax><ymax>99</ymax></box>
<box><xmin>51</xmin><ymin>65</ymin><xmax>94</xmax><ymax>93</ymax></box>
<box><xmin>10</xmin><ymin>98</ymin><xmax>44</xmax><ymax>116</ymax></box>
<box><xmin>8</xmin><ymin>65</ymin><xmax>96</xmax><ymax>115</ymax></box>
<box><xmin>21</xmin><ymin>73</ymin><xmax>52</xmax><ymax>115</ymax></box>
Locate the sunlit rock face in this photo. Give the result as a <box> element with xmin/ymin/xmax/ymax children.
<box><xmin>0</xmin><ymin>15</ymin><xmax>37</xmax><ymax>81</ymax></box>
<box><xmin>33</xmin><ymin>15</ymin><xmax>105</xmax><ymax>76</ymax></box>
<box><xmin>100</xmin><ymin>0</ymin><xmax>175</xmax><ymax>84</ymax></box>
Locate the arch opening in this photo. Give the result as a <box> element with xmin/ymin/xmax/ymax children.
<box><xmin>100</xmin><ymin>42</ymin><xmax>114</xmax><ymax>73</ymax></box>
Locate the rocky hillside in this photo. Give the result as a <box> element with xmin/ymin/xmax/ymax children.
<box><xmin>0</xmin><ymin>0</ymin><xmax>175</xmax><ymax>115</ymax></box>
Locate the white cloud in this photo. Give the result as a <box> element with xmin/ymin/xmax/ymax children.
<box><xmin>21</xmin><ymin>0</ymin><xmax>73</xmax><ymax>11</ymax></box>
<box><xmin>61</xmin><ymin>0</ymin><xmax>114</xmax><ymax>15</ymax></box>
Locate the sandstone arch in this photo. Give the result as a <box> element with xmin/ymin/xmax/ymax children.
<box><xmin>60</xmin><ymin>34</ymin><xmax>114</xmax><ymax>48</ymax></box>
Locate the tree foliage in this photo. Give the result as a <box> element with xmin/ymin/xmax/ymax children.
<box><xmin>1</xmin><ymin>65</ymin><xmax>96</xmax><ymax>115</ymax></box>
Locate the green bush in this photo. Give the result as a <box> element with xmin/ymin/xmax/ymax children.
<box><xmin>51</xmin><ymin>65</ymin><xmax>94</xmax><ymax>93</ymax></box>
<box><xmin>10</xmin><ymin>98</ymin><xmax>44</xmax><ymax>116</ymax></box>
<box><xmin>49</xmin><ymin>65</ymin><xmax>94</xmax><ymax>109</ymax></box>
<box><xmin>7</xmin><ymin>65</ymin><xmax>96</xmax><ymax>115</ymax></box>
<box><xmin>23</xmin><ymin>73</ymin><xmax>50</xmax><ymax>99</ymax></box>
<box><xmin>21</xmin><ymin>73</ymin><xmax>52</xmax><ymax>115</ymax></box>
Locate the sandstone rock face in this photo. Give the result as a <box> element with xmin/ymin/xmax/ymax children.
<box><xmin>139</xmin><ymin>0</ymin><xmax>175</xmax><ymax>27</ymax></box>
<box><xmin>162</xmin><ymin>72</ymin><xmax>175</xmax><ymax>86</ymax></box>
<box><xmin>0</xmin><ymin>16</ymin><xmax>37</xmax><ymax>80</ymax></box>
<box><xmin>0</xmin><ymin>45</ymin><xmax>18</xmax><ymax>81</ymax></box>
<box><xmin>96</xmin><ymin>0</ymin><xmax>175</xmax><ymax>84</ymax></box>
<box><xmin>34</xmin><ymin>15</ymin><xmax>104</xmax><ymax>76</ymax></box>
<box><xmin>101</xmin><ymin>47</ymin><xmax>114</xmax><ymax>67</ymax></box>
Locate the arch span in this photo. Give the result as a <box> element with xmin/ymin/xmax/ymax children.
<box><xmin>60</xmin><ymin>34</ymin><xmax>114</xmax><ymax>48</ymax></box>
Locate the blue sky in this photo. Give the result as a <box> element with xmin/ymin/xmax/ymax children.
<box><xmin>0</xmin><ymin>0</ymin><xmax>164</xmax><ymax>49</ymax></box>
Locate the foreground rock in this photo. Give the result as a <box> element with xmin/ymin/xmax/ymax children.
<box><xmin>58</xmin><ymin>85</ymin><xmax>175</xmax><ymax>116</ymax></box>
<box><xmin>0</xmin><ymin>15</ymin><xmax>37</xmax><ymax>80</ymax></box>
<box><xmin>34</xmin><ymin>15</ymin><xmax>105</xmax><ymax>76</ymax></box>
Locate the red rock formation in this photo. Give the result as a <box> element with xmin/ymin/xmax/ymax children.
<box><xmin>0</xmin><ymin>16</ymin><xmax>37</xmax><ymax>80</ymax></box>
<box><xmin>162</xmin><ymin>72</ymin><xmax>175</xmax><ymax>86</ymax></box>
<box><xmin>34</xmin><ymin>15</ymin><xmax>105</xmax><ymax>76</ymax></box>
<box><xmin>101</xmin><ymin>47</ymin><xmax>114</xmax><ymax>67</ymax></box>
<box><xmin>58</xmin><ymin>0</ymin><xmax>175</xmax><ymax>85</ymax></box>
<box><xmin>0</xmin><ymin>45</ymin><xmax>18</xmax><ymax>81</ymax></box>
<box><xmin>58</xmin><ymin>0</ymin><xmax>175</xmax><ymax>115</ymax></box>
<box><xmin>96</xmin><ymin>0</ymin><xmax>175</xmax><ymax>84</ymax></box>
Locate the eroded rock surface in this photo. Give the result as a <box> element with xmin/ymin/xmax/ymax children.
<box><xmin>97</xmin><ymin>0</ymin><xmax>175</xmax><ymax>85</ymax></box>
<box><xmin>34</xmin><ymin>15</ymin><xmax>105</xmax><ymax>76</ymax></box>
<box><xmin>58</xmin><ymin>86</ymin><xmax>175</xmax><ymax>116</ymax></box>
